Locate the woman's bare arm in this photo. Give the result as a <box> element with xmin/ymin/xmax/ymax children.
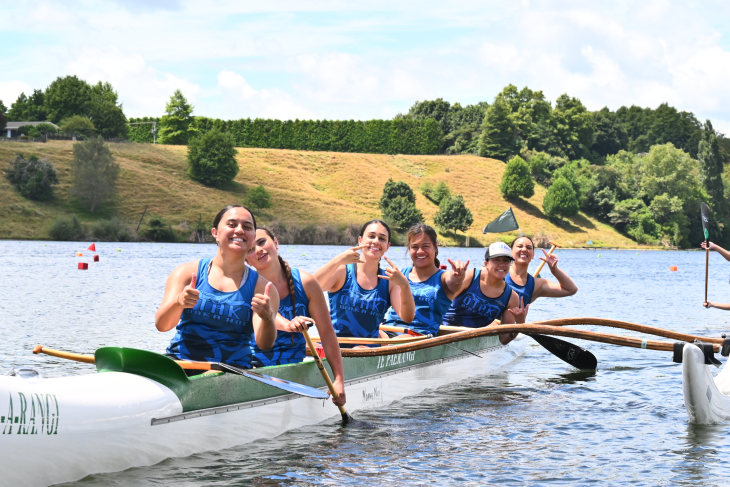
<box><xmin>155</xmin><ymin>261</ymin><xmax>200</xmax><ymax>332</ymax></box>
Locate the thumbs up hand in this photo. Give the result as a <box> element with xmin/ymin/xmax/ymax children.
<box><xmin>252</xmin><ymin>281</ymin><xmax>275</xmax><ymax>321</ymax></box>
<box><xmin>177</xmin><ymin>273</ymin><xmax>200</xmax><ymax>308</ymax></box>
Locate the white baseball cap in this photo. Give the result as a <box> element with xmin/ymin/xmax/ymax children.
<box><xmin>485</xmin><ymin>241</ymin><xmax>514</xmax><ymax>260</ymax></box>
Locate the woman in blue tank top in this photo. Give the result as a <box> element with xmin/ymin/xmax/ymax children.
<box><xmin>382</xmin><ymin>224</ymin><xmax>469</xmax><ymax>336</ymax></box>
<box><xmin>314</xmin><ymin>220</ymin><xmax>415</xmax><ymax>348</ymax></box>
<box><xmin>443</xmin><ymin>242</ymin><xmax>528</xmax><ymax>344</ymax></box>
<box><xmin>245</xmin><ymin>227</ymin><xmax>346</xmax><ymax>406</ymax></box>
<box><xmin>507</xmin><ymin>236</ymin><xmax>578</xmax><ymax>311</ymax></box>
<box><xmin>155</xmin><ymin>206</ymin><xmax>279</xmax><ymax>369</ymax></box>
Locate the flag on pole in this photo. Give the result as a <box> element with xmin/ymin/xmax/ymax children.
<box><xmin>482</xmin><ymin>207</ymin><xmax>522</xmax><ymax>235</ymax></box>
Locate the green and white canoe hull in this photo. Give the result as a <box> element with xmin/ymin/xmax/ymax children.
<box><xmin>0</xmin><ymin>335</ymin><xmax>526</xmax><ymax>487</ymax></box>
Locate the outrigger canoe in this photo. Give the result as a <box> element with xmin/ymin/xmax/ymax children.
<box><xmin>680</xmin><ymin>342</ymin><xmax>730</xmax><ymax>424</ymax></box>
<box><xmin>0</xmin><ymin>329</ymin><xmax>527</xmax><ymax>487</ymax></box>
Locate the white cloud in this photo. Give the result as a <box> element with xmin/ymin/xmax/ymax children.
<box><xmin>216</xmin><ymin>70</ymin><xmax>314</xmax><ymax>120</ymax></box>
<box><xmin>0</xmin><ymin>81</ymin><xmax>32</xmax><ymax>108</ymax></box>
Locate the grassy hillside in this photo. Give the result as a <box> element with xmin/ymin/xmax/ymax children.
<box><xmin>0</xmin><ymin>140</ymin><xmax>638</xmax><ymax>247</ymax></box>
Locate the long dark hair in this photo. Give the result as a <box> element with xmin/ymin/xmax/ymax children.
<box><xmin>359</xmin><ymin>219</ymin><xmax>391</xmax><ymax>242</ymax></box>
<box><xmin>213</xmin><ymin>205</ymin><xmax>257</xmax><ymax>231</ymax></box>
<box><xmin>257</xmin><ymin>227</ymin><xmax>297</xmax><ymax>317</ymax></box>
<box><xmin>405</xmin><ymin>223</ymin><xmax>440</xmax><ymax>268</ymax></box>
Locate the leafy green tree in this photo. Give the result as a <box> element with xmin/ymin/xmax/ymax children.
<box><xmin>187</xmin><ymin>128</ymin><xmax>239</xmax><ymax>185</ymax></box>
<box><xmin>420</xmin><ymin>181</ymin><xmax>434</xmax><ymax>200</ymax></box>
<box><xmin>550</xmin><ymin>94</ymin><xmax>595</xmax><ymax>160</ymax></box>
<box><xmin>407</xmin><ymin>98</ymin><xmax>452</xmax><ymax>134</ymax></box>
<box><xmin>608</xmin><ymin>198</ymin><xmax>647</xmax><ymax>231</ymax></box>
<box><xmin>15</xmin><ymin>125</ymin><xmax>40</xmax><ymax>138</ymax></box>
<box><xmin>60</xmin><ymin>115</ymin><xmax>96</xmax><ymax>137</ymax></box>
<box><xmin>246</xmin><ymin>185</ymin><xmax>272</xmax><ymax>210</ymax></box>
<box><xmin>71</xmin><ymin>136</ymin><xmax>120</xmax><ymax>212</ymax></box>
<box><xmin>500</xmin><ymin>156</ymin><xmax>534</xmax><ymax>199</ymax></box>
<box><xmin>431</xmin><ymin>181</ymin><xmax>451</xmax><ymax>204</ymax></box>
<box><xmin>497</xmin><ymin>84</ymin><xmax>552</xmax><ymax>151</ymax></box>
<box><xmin>638</xmin><ymin>143</ymin><xmax>698</xmax><ymax>203</ymax></box>
<box><xmin>543</xmin><ymin>177</ymin><xmax>579</xmax><ymax>221</ymax></box>
<box><xmin>159</xmin><ymin>89</ymin><xmax>198</xmax><ymax>145</ymax></box>
<box><xmin>478</xmin><ymin>97</ymin><xmax>516</xmax><ymax>160</ymax></box>
<box><xmin>142</xmin><ymin>216</ymin><xmax>176</xmax><ymax>242</ymax></box>
<box><xmin>526</xmin><ymin>151</ymin><xmax>551</xmax><ymax>184</ymax></box>
<box><xmin>88</xmin><ymin>82</ymin><xmax>128</xmax><ymax>138</ymax></box>
<box><xmin>7</xmin><ymin>90</ymin><xmax>47</xmax><ymax>121</ymax></box>
<box><xmin>379</xmin><ymin>179</ymin><xmax>423</xmax><ymax>228</ymax></box>
<box><xmin>383</xmin><ymin>196</ymin><xmax>424</xmax><ymax>230</ymax></box>
<box><xmin>0</xmin><ymin>111</ymin><xmax>5</xmax><ymax>133</ymax></box>
<box><xmin>45</xmin><ymin>76</ymin><xmax>92</xmax><ymax>124</ymax></box>
<box><xmin>590</xmin><ymin>108</ymin><xmax>629</xmax><ymax>159</ymax></box>
<box><xmin>5</xmin><ymin>154</ymin><xmax>58</xmax><ymax>200</ymax></box>
<box><xmin>0</xmin><ymin>100</ymin><xmax>6</xmax><ymax>114</ymax></box>
<box><xmin>698</xmin><ymin>120</ymin><xmax>726</xmax><ymax>217</ymax></box>
<box><xmin>434</xmin><ymin>195</ymin><xmax>473</xmax><ymax>235</ymax></box>
<box><xmin>649</xmin><ymin>193</ymin><xmax>683</xmax><ymax>223</ymax></box>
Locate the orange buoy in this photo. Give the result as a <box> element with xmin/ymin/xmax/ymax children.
<box><xmin>670</xmin><ymin>266</ymin><xmax>678</xmax><ymax>271</ymax></box>
<box><xmin>76</xmin><ymin>252</ymin><xmax>83</xmax><ymax>257</ymax></box>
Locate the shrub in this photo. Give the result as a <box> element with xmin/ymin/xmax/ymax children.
<box><xmin>420</xmin><ymin>181</ymin><xmax>434</xmax><ymax>200</ymax></box>
<box><xmin>431</xmin><ymin>181</ymin><xmax>451</xmax><ymax>204</ymax></box>
<box><xmin>187</xmin><ymin>127</ymin><xmax>239</xmax><ymax>185</ymax></box>
<box><xmin>379</xmin><ymin>179</ymin><xmax>423</xmax><ymax>229</ymax></box>
<box><xmin>543</xmin><ymin>177</ymin><xmax>579</xmax><ymax>221</ymax></box>
<box><xmin>434</xmin><ymin>195</ymin><xmax>474</xmax><ymax>236</ymax></box>
<box><xmin>90</xmin><ymin>218</ymin><xmax>136</xmax><ymax>242</ymax></box>
<box><xmin>142</xmin><ymin>215</ymin><xmax>176</xmax><ymax>242</ymax></box>
<box><xmin>500</xmin><ymin>156</ymin><xmax>535</xmax><ymax>199</ymax></box>
<box><xmin>5</xmin><ymin>154</ymin><xmax>59</xmax><ymax>200</ymax></box>
<box><xmin>16</xmin><ymin>125</ymin><xmax>40</xmax><ymax>138</ymax></box>
<box><xmin>49</xmin><ymin>216</ymin><xmax>87</xmax><ymax>241</ymax></box>
<box><xmin>71</xmin><ymin>137</ymin><xmax>119</xmax><ymax>212</ymax></box>
<box><xmin>246</xmin><ymin>184</ymin><xmax>272</xmax><ymax>210</ymax></box>
<box><xmin>60</xmin><ymin>115</ymin><xmax>96</xmax><ymax>137</ymax></box>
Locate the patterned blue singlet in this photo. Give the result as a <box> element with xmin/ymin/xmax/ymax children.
<box><xmin>251</xmin><ymin>268</ymin><xmax>310</xmax><ymax>367</ymax></box>
<box><xmin>167</xmin><ymin>258</ymin><xmax>258</xmax><ymax>368</ymax></box>
<box><xmin>442</xmin><ymin>269</ymin><xmax>512</xmax><ymax>328</ymax></box>
<box><xmin>329</xmin><ymin>263</ymin><xmax>391</xmax><ymax>339</ymax></box>
<box><xmin>505</xmin><ymin>273</ymin><xmax>535</xmax><ymax>305</ymax></box>
<box><xmin>382</xmin><ymin>267</ymin><xmax>451</xmax><ymax>336</ymax></box>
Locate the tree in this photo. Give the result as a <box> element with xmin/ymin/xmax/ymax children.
<box><xmin>434</xmin><ymin>195</ymin><xmax>473</xmax><ymax>235</ymax></box>
<box><xmin>408</xmin><ymin>98</ymin><xmax>452</xmax><ymax>134</ymax></box>
<box><xmin>187</xmin><ymin>128</ymin><xmax>239</xmax><ymax>185</ymax></box>
<box><xmin>5</xmin><ymin>154</ymin><xmax>58</xmax><ymax>200</ymax></box>
<box><xmin>543</xmin><ymin>177</ymin><xmax>579</xmax><ymax>221</ymax></box>
<box><xmin>478</xmin><ymin>97</ymin><xmax>516</xmax><ymax>160</ymax></box>
<box><xmin>246</xmin><ymin>185</ymin><xmax>272</xmax><ymax>210</ymax></box>
<box><xmin>0</xmin><ymin>111</ymin><xmax>5</xmax><ymax>133</ymax></box>
<box><xmin>45</xmin><ymin>76</ymin><xmax>92</xmax><ymax>124</ymax></box>
<box><xmin>379</xmin><ymin>178</ymin><xmax>423</xmax><ymax>229</ymax></box>
<box><xmin>550</xmin><ymin>94</ymin><xmax>595</xmax><ymax>160</ymax></box>
<box><xmin>159</xmin><ymin>89</ymin><xmax>198</xmax><ymax>145</ymax></box>
<box><xmin>60</xmin><ymin>115</ymin><xmax>96</xmax><ymax>137</ymax></box>
<box><xmin>87</xmin><ymin>82</ymin><xmax>128</xmax><ymax>138</ymax></box>
<box><xmin>0</xmin><ymin>100</ymin><xmax>6</xmax><ymax>114</ymax></box>
<box><xmin>7</xmin><ymin>89</ymin><xmax>47</xmax><ymax>121</ymax></box>
<box><xmin>638</xmin><ymin>143</ymin><xmax>698</xmax><ymax>203</ymax></box>
<box><xmin>698</xmin><ymin>120</ymin><xmax>726</xmax><ymax>217</ymax></box>
<box><xmin>431</xmin><ymin>181</ymin><xmax>451</xmax><ymax>204</ymax></box>
<box><xmin>590</xmin><ymin>108</ymin><xmax>629</xmax><ymax>158</ymax></box>
<box><xmin>70</xmin><ymin>136</ymin><xmax>120</xmax><ymax>212</ymax></box>
<box><xmin>500</xmin><ymin>156</ymin><xmax>535</xmax><ymax>199</ymax></box>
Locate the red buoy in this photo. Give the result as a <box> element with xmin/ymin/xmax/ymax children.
<box><xmin>93</xmin><ymin>255</ymin><xmax>99</xmax><ymax>262</ymax></box>
<box><xmin>87</xmin><ymin>243</ymin><xmax>96</xmax><ymax>251</ymax></box>
<box><xmin>78</xmin><ymin>263</ymin><xmax>89</xmax><ymax>270</ymax></box>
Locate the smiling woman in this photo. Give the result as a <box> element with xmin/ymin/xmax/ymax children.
<box><xmin>442</xmin><ymin>241</ymin><xmax>528</xmax><ymax>344</ymax></box>
<box><xmin>314</xmin><ymin>219</ymin><xmax>415</xmax><ymax>348</ymax></box>
<box><xmin>154</xmin><ymin>205</ymin><xmax>279</xmax><ymax>370</ymax></box>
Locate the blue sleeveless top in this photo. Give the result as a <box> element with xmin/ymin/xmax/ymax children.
<box><xmin>383</xmin><ymin>267</ymin><xmax>451</xmax><ymax>336</ymax></box>
<box><xmin>167</xmin><ymin>259</ymin><xmax>258</xmax><ymax>368</ymax></box>
<box><xmin>505</xmin><ymin>273</ymin><xmax>535</xmax><ymax>305</ymax></box>
<box><xmin>329</xmin><ymin>263</ymin><xmax>391</xmax><ymax>338</ymax></box>
<box><xmin>442</xmin><ymin>269</ymin><xmax>512</xmax><ymax>328</ymax></box>
<box><xmin>251</xmin><ymin>268</ymin><xmax>310</xmax><ymax>367</ymax></box>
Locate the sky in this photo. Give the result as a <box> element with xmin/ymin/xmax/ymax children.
<box><xmin>1</xmin><ymin>0</ymin><xmax>730</xmax><ymax>132</ymax></box>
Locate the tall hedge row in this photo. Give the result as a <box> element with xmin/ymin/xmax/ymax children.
<box><xmin>128</xmin><ymin>116</ymin><xmax>442</xmax><ymax>155</ymax></box>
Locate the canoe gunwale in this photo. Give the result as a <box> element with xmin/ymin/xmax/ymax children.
<box><xmin>151</xmin><ymin>338</ymin><xmax>509</xmax><ymax>425</ymax></box>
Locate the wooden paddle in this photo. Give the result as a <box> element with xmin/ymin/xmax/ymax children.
<box><xmin>521</xmin><ymin>241</ymin><xmax>598</xmax><ymax>370</ymax></box>
<box><xmin>701</xmin><ymin>202</ymin><xmax>711</xmax><ymax>303</ymax></box>
<box><xmin>300</xmin><ymin>324</ymin><xmax>352</xmax><ymax>424</ymax></box>
<box><xmin>32</xmin><ymin>345</ymin><xmax>330</xmax><ymax>399</ymax></box>
<box><xmin>310</xmin><ymin>335</ymin><xmax>429</xmax><ymax>345</ymax></box>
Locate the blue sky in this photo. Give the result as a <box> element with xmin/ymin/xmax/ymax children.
<box><xmin>2</xmin><ymin>0</ymin><xmax>730</xmax><ymax>132</ymax></box>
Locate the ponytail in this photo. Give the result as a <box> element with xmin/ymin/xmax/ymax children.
<box><xmin>278</xmin><ymin>255</ymin><xmax>297</xmax><ymax>317</ymax></box>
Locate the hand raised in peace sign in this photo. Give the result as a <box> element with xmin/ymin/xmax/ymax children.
<box><xmin>378</xmin><ymin>256</ymin><xmax>410</xmax><ymax>289</ymax></box>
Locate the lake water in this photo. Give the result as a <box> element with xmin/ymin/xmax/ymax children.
<box><xmin>2</xmin><ymin>240</ymin><xmax>730</xmax><ymax>485</ymax></box>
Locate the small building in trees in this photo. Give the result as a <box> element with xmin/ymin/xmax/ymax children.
<box><xmin>3</xmin><ymin>121</ymin><xmax>59</xmax><ymax>138</ymax></box>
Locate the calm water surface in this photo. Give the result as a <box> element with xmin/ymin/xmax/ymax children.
<box><xmin>2</xmin><ymin>241</ymin><xmax>730</xmax><ymax>485</ymax></box>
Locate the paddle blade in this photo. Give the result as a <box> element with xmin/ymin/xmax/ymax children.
<box><xmin>215</xmin><ymin>364</ymin><xmax>329</xmax><ymax>399</ymax></box>
<box><xmin>527</xmin><ymin>333</ymin><xmax>598</xmax><ymax>370</ymax></box>
<box><xmin>701</xmin><ymin>202</ymin><xmax>711</xmax><ymax>241</ymax></box>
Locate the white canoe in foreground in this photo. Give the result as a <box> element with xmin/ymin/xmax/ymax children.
<box><xmin>0</xmin><ymin>334</ymin><xmax>527</xmax><ymax>487</ymax></box>
<box><xmin>682</xmin><ymin>342</ymin><xmax>730</xmax><ymax>424</ymax></box>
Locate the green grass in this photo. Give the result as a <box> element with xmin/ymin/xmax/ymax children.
<box><xmin>0</xmin><ymin>141</ymin><xmax>641</xmax><ymax>247</ymax></box>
